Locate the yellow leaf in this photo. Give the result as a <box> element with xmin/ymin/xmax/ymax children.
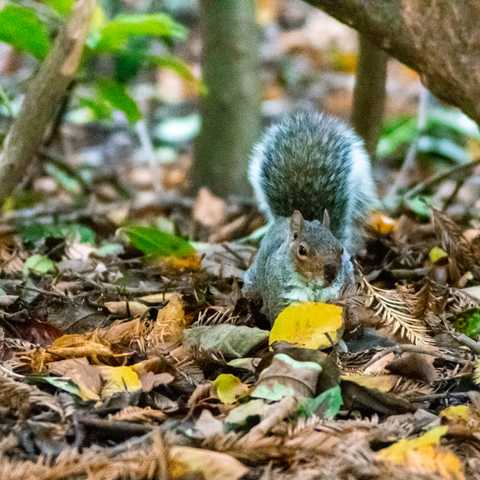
<box><xmin>104</xmin><ymin>301</ymin><xmax>149</xmax><ymax>317</ymax></box>
<box><xmin>378</xmin><ymin>426</ymin><xmax>464</xmax><ymax>480</ymax></box>
<box><xmin>440</xmin><ymin>405</ymin><xmax>471</xmax><ymax>422</ymax></box>
<box><xmin>429</xmin><ymin>246</ymin><xmax>448</xmax><ymax>263</ymax></box>
<box><xmin>213</xmin><ymin>374</ymin><xmax>249</xmax><ymax>405</ymax></box>
<box><xmin>150</xmin><ymin>254</ymin><xmax>202</xmax><ymax>270</ymax></box>
<box><xmin>269</xmin><ymin>302</ymin><xmax>343</xmax><ymax>349</ymax></box>
<box><xmin>341</xmin><ymin>374</ymin><xmax>398</xmax><ymax>393</ymax></box>
<box><xmin>98</xmin><ymin>365</ymin><xmax>142</xmax><ymax>399</ymax></box>
<box><xmin>368</xmin><ymin>212</ymin><xmax>397</xmax><ymax>235</ymax></box>
<box><xmin>169</xmin><ymin>446</ymin><xmax>248</xmax><ymax>480</ymax></box>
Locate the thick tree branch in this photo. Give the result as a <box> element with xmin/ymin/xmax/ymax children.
<box><xmin>303</xmin><ymin>0</ymin><xmax>480</xmax><ymax>124</ymax></box>
<box><xmin>0</xmin><ymin>0</ymin><xmax>95</xmax><ymax>204</ymax></box>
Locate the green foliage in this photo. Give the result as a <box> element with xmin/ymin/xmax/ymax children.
<box><xmin>404</xmin><ymin>195</ymin><xmax>433</xmax><ymax>220</ymax></box>
<box><xmin>20</xmin><ymin>223</ymin><xmax>96</xmax><ymax>245</ymax></box>
<box><xmin>0</xmin><ymin>4</ymin><xmax>51</xmax><ymax>59</ymax></box>
<box><xmin>43</xmin><ymin>0</ymin><xmax>74</xmax><ymax>16</ymax></box>
<box><xmin>121</xmin><ymin>225</ymin><xmax>196</xmax><ymax>258</ymax></box>
<box><xmin>91</xmin><ymin>13</ymin><xmax>187</xmax><ymax>52</ymax></box>
<box><xmin>454</xmin><ymin>308</ymin><xmax>480</xmax><ymax>339</ymax></box>
<box><xmin>96</xmin><ymin>78</ymin><xmax>142</xmax><ymax>123</ymax></box>
<box><xmin>23</xmin><ymin>254</ymin><xmax>56</xmax><ymax>276</ymax></box>
<box><xmin>378</xmin><ymin>107</ymin><xmax>480</xmax><ymax>163</ymax></box>
<box><xmin>297</xmin><ymin>385</ymin><xmax>343</xmax><ymax>419</ymax></box>
<box><xmin>45</xmin><ymin>162</ymin><xmax>85</xmax><ymax>195</ymax></box>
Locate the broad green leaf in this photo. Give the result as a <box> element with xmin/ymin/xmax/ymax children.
<box><xmin>27</xmin><ymin>375</ymin><xmax>82</xmax><ymax>397</ymax></box>
<box><xmin>93</xmin><ymin>13</ymin><xmax>187</xmax><ymax>52</ymax></box>
<box><xmin>96</xmin><ymin>79</ymin><xmax>141</xmax><ymax>123</ymax></box>
<box><xmin>0</xmin><ymin>5</ymin><xmax>51</xmax><ymax>59</ymax></box>
<box><xmin>428</xmin><ymin>108</ymin><xmax>480</xmax><ymax>140</ymax></box>
<box><xmin>20</xmin><ymin>223</ymin><xmax>96</xmax><ymax>245</ymax></box>
<box><xmin>23</xmin><ymin>254</ymin><xmax>56</xmax><ymax>276</ymax></box>
<box><xmin>77</xmin><ymin>96</ymin><xmax>113</xmax><ymax>121</ymax></box>
<box><xmin>377</xmin><ymin>116</ymin><xmax>417</xmax><ymax>158</ymax></box>
<box><xmin>121</xmin><ymin>225</ymin><xmax>196</xmax><ymax>258</ymax></box>
<box><xmin>298</xmin><ymin>385</ymin><xmax>343</xmax><ymax>419</ymax></box>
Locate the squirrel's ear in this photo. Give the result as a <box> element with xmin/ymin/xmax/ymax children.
<box><xmin>322</xmin><ymin>209</ymin><xmax>330</xmax><ymax>228</ymax></box>
<box><xmin>290</xmin><ymin>210</ymin><xmax>304</xmax><ymax>239</ymax></box>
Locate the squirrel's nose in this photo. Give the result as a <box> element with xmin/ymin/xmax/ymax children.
<box><xmin>324</xmin><ymin>263</ymin><xmax>338</xmax><ymax>285</ymax></box>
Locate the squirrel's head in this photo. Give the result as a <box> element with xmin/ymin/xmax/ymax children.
<box><xmin>289</xmin><ymin>210</ymin><xmax>344</xmax><ymax>286</ymax></box>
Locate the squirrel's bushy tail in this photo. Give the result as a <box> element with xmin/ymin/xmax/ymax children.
<box><xmin>249</xmin><ymin>110</ymin><xmax>378</xmax><ymax>251</ymax></box>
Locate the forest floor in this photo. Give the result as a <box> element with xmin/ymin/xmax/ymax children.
<box><xmin>2</xmin><ymin>2</ymin><xmax>480</xmax><ymax>480</ymax></box>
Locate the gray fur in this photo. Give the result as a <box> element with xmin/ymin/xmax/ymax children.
<box><xmin>245</xmin><ymin>110</ymin><xmax>377</xmax><ymax>323</ymax></box>
<box><xmin>249</xmin><ymin>110</ymin><xmax>378</xmax><ymax>252</ymax></box>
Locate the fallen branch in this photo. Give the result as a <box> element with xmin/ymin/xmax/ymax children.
<box><xmin>0</xmin><ymin>0</ymin><xmax>95</xmax><ymax>204</ymax></box>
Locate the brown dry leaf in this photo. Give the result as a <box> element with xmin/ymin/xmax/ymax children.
<box><xmin>27</xmin><ymin>333</ymin><xmax>131</xmax><ymax>371</ymax></box>
<box><xmin>131</xmin><ymin>357</ymin><xmax>174</xmax><ymax>392</ymax></box>
<box><xmin>109</xmin><ymin>406</ymin><xmax>166</xmax><ymax>423</ymax></box>
<box><xmin>340</xmin><ymin>374</ymin><xmax>399</xmax><ymax>393</ymax></box>
<box><xmin>368</xmin><ymin>212</ymin><xmax>397</xmax><ymax>235</ymax></box>
<box><xmin>98</xmin><ymin>317</ymin><xmax>146</xmax><ymax>346</ymax></box>
<box><xmin>104</xmin><ymin>301</ymin><xmax>149</xmax><ymax>317</ymax></box>
<box><xmin>378</xmin><ymin>426</ymin><xmax>464</xmax><ymax>480</ymax></box>
<box><xmin>386</xmin><ymin>353</ymin><xmax>436</xmax><ymax>384</ymax></box>
<box><xmin>169</xmin><ymin>446</ymin><xmax>249</xmax><ymax>480</ymax></box>
<box><xmin>47</xmin><ymin>357</ymin><xmax>101</xmax><ymax>401</ymax></box>
<box><xmin>147</xmin><ymin>293</ymin><xmax>188</xmax><ymax>347</ymax></box>
<box><xmin>139</xmin><ymin>292</ymin><xmax>179</xmax><ymax>304</ymax></box>
<box><xmin>193</xmin><ymin>187</ymin><xmax>226</xmax><ymax>228</ymax></box>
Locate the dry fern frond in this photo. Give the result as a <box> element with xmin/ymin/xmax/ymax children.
<box><xmin>448</xmin><ymin>287</ymin><xmax>480</xmax><ymax>313</ymax></box>
<box><xmin>392</xmin><ymin>377</ymin><xmax>434</xmax><ymax>399</ymax></box>
<box><xmin>196</xmin><ymin>305</ymin><xmax>239</xmax><ymax>326</ymax></box>
<box><xmin>0</xmin><ymin>371</ymin><xmax>63</xmax><ymax>418</ymax></box>
<box><xmin>433</xmin><ymin>209</ymin><xmax>480</xmax><ymax>279</ymax></box>
<box><xmin>362</xmin><ymin>278</ymin><xmax>434</xmax><ymax>346</ymax></box>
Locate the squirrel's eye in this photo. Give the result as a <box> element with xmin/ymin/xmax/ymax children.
<box><xmin>297</xmin><ymin>244</ymin><xmax>308</xmax><ymax>257</ymax></box>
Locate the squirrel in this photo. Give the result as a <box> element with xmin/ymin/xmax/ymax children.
<box><xmin>243</xmin><ymin>110</ymin><xmax>378</xmax><ymax>323</ymax></box>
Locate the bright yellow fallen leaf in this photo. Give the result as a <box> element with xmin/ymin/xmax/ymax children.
<box><xmin>368</xmin><ymin>212</ymin><xmax>397</xmax><ymax>235</ymax></box>
<box><xmin>97</xmin><ymin>365</ymin><xmax>142</xmax><ymax>399</ymax></box>
<box><xmin>378</xmin><ymin>426</ymin><xmax>464</xmax><ymax>480</ymax></box>
<box><xmin>429</xmin><ymin>246</ymin><xmax>448</xmax><ymax>263</ymax></box>
<box><xmin>440</xmin><ymin>405</ymin><xmax>471</xmax><ymax>422</ymax></box>
<box><xmin>213</xmin><ymin>373</ymin><xmax>249</xmax><ymax>404</ymax></box>
<box><xmin>340</xmin><ymin>374</ymin><xmax>399</xmax><ymax>393</ymax></box>
<box><xmin>169</xmin><ymin>446</ymin><xmax>248</xmax><ymax>480</ymax></box>
<box><xmin>269</xmin><ymin>302</ymin><xmax>343</xmax><ymax>349</ymax></box>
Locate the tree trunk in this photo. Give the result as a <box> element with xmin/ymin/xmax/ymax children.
<box><xmin>303</xmin><ymin>0</ymin><xmax>480</xmax><ymax>124</ymax></box>
<box><xmin>0</xmin><ymin>0</ymin><xmax>95</xmax><ymax>205</ymax></box>
<box><xmin>351</xmin><ymin>34</ymin><xmax>388</xmax><ymax>157</ymax></box>
<box><xmin>193</xmin><ymin>0</ymin><xmax>260</xmax><ymax>198</ymax></box>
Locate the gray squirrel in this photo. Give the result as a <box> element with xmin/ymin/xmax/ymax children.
<box><xmin>243</xmin><ymin>110</ymin><xmax>378</xmax><ymax>322</ymax></box>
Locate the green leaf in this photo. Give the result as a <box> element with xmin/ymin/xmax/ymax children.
<box><xmin>20</xmin><ymin>223</ymin><xmax>96</xmax><ymax>245</ymax></box>
<box><xmin>45</xmin><ymin>162</ymin><xmax>84</xmax><ymax>195</ymax></box>
<box><xmin>147</xmin><ymin>54</ymin><xmax>205</xmax><ymax>94</ymax></box>
<box><xmin>417</xmin><ymin>136</ymin><xmax>469</xmax><ymax>164</ymax></box>
<box><xmin>297</xmin><ymin>385</ymin><xmax>343</xmax><ymax>419</ymax></box>
<box><xmin>96</xmin><ymin>79</ymin><xmax>141</xmax><ymax>124</ymax></box>
<box><xmin>43</xmin><ymin>0</ymin><xmax>74</xmax><ymax>16</ymax></box>
<box><xmin>404</xmin><ymin>195</ymin><xmax>433</xmax><ymax>220</ymax></box>
<box><xmin>23</xmin><ymin>255</ymin><xmax>56</xmax><ymax>276</ymax></box>
<box><xmin>454</xmin><ymin>308</ymin><xmax>480</xmax><ymax>339</ymax></box>
<box><xmin>377</xmin><ymin>116</ymin><xmax>418</xmax><ymax>158</ymax></box>
<box><xmin>27</xmin><ymin>375</ymin><xmax>82</xmax><ymax>397</ymax></box>
<box><xmin>93</xmin><ymin>13</ymin><xmax>187</xmax><ymax>52</ymax></box>
<box><xmin>121</xmin><ymin>225</ymin><xmax>196</xmax><ymax>258</ymax></box>
<box><xmin>0</xmin><ymin>4</ymin><xmax>51</xmax><ymax>59</ymax></box>
<box><xmin>77</xmin><ymin>96</ymin><xmax>113</xmax><ymax>121</ymax></box>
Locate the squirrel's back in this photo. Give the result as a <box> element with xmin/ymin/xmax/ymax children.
<box><xmin>249</xmin><ymin>110</ymin><xmax>377</xmax><ymax>251</ymax></box>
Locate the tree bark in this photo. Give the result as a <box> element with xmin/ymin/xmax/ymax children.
<box><xmin>0</xmin><ymin>0</ymin><xmax>95</xmax><ymax>204</ymax></box>
<box><xmin>193</xmin><ymin>0</ymin><xmax>260</xmax><ymax>198</ymax></box>
<box><xmin>351</xmin><ymin>34</ymin><xmax>388</xmax><ymax>157</ymax></box>
<box><xmin>303</xmin><ymin>0</ymin><xmax>480</xmax><ymax>124</ymax></box>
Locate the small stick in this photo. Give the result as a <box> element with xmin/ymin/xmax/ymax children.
<box><xmin>404</xmin><ymin>157</ymin><xmax>480</xmax><ymax>200</ymax></box>
<box><xmin>450</xmin><ymin>332</ymin><xmax>480</xmax><ymax>355</ymax></box>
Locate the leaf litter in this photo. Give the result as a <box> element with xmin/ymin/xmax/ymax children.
<box><xmin>1</xmin><ymin>193</ymin><xmax>480</xmax><ymax>480</ymax></box>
